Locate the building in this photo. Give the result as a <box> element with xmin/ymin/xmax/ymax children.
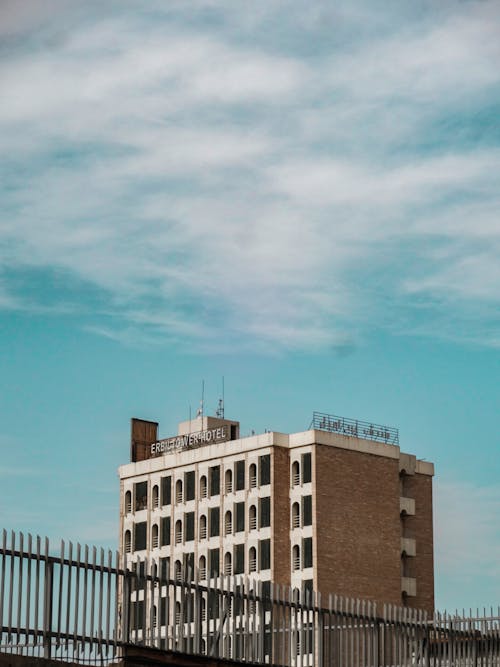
<box><xmin>118</xmin><ymin>410</ymin><xmax>434</xmax><ymax>616</ymax></box>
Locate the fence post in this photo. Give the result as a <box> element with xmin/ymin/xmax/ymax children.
<box><xmin>43</xmin><ymin>552</ymin><xmax>53</xmax><ymax>659</ymax></box>
<box><xmin>122</xmin><ymin>568</ymin><xmax>131</xmax><ymax>645</ymax></box>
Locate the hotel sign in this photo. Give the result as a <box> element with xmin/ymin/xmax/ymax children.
<box><xmin>150</xmin><ymin>425</ymin><xmax>230</xmax><ymax>457</ymax></box>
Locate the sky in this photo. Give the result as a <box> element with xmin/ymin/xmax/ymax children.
<box><xmin>0</xmin><ymin>0</ymin><xmax>499</xmax><ymax>613</ymax></box>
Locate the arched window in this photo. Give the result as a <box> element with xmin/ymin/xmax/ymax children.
<box><xmin>125</xmin><ymin>490</ymin><xmax>132</xmax><ymax>514</ymax></box>
<box><xmin>124</xmin><ymin>530</ymin><xmax>131</xmax><ymax>554</ymax></box>
<box><xmin>249</xmin><ymin>547</ymin><xmax>257</xmax><ymax>573</ymax></box>
<box><xmin>152</xmin><ymin>524</ymin><xmax>159</xmax><ymax>548</ymax></box>
<box><xmin>249</xmin><ymin>463</ymin><xmax>257</xmax><ymax>489</ymax></box>
<box><xmin>200</xmin><ymin>475</ymin><xmax>207</xmax><ymax>499</ymax></box>
<box><xmin>175</xmin><ymin>601</ymin><xmax>181</xmax><ymax>624</ymax></box>
<box><xmin>199</xmin><ymin>514</ymin><xmax>207</xmax><ymax>540</ymax></box>
<box><xmin>225</xmin><ymin>468</ymin><xmax>233</xmax><ymax>494</ymax></box>
<box><xmin>292</xmin><ymin>545</ymin><xmax>300</xmax><ymax>571</ymax></box>
<box><xmin>201</xmin><ymin>601</ymin><xmax>206</xmax><ymax>624</ymax></box>
<box><xmin>225</xmin><ymin>510</ymin><xmax>232</xmax><ymax>536</ymax></box>
<box><xmin>199</xmin><ymin>555</ymin><xmax>206</xmax><ymax>580</ymax></box>
<box><xmin>175</xmin><ymin>519</ymin><xmax>182</xmax><ymax>545</ymax></box>
<box><xmin>176</xmin><ymin>479</ymin><xmax>183</xmax><ymax>504</ymax></box>
<box><xmin>174</xmin><ymin>559</ymin><xmax>182</xmax><ymax>581</ymax></box>
<box><xmin>224</xmin><ymin>552</ymin><xmax>232</xmax><ymax>576</ymax></box>
<box><xmin>292</xmin><ymin>502</ymin><xmax>300</xmax><ymax>529</ymax></box>
<box><xmin>152</xmin><ymin>485</ymin><xmax>159</xmax><ymax>509</ymax></box>
<box><xmin>249</xmin><ymin>505</ymin><xmax>257</xmax><ymax>530</ymax></box>
<box><xmin>152</xmin><ymin>605</ymin><xmax>157</xmax><ymax>628</ymax></box>
<box><xmin>292</xmin><ymin>461</ymin><xmax>300</xmax><ymax>486</ymax></box>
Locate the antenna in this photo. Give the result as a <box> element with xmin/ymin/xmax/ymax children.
<box><xmin>196</xmin><ymin>380</ymin><xmax>204</xmax><ymax>419</ymax></box>
<box><xmin>216</xmin><ymin>376</ymin><xmax>225</xmax><ymax>419</ymax></box>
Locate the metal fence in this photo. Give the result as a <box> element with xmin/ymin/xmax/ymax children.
<box><xmin>1</xmin><ymin>530</ymin><xmax>499</xmax><ymax>666</ymax></box>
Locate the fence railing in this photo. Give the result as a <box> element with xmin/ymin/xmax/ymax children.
<box><xmin>1</xmin><ymin>530</ymin><xmax>499</xmax><ymax>666</ymax></box>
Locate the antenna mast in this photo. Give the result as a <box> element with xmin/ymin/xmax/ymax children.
<box><xmin>216</xmin><ymin>376</ymin><xmax>225</xmax><ymax>419</ymax></box>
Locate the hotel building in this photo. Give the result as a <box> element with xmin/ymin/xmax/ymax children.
<box><xmin>118</xmin><ymin>411</ymin><xmax>434</xmax><ymax>616</ymax></box>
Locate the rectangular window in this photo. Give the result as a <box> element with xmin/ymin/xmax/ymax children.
<box><xmin>160</xmin><ymin>516</ymin><xmax>171</xmax><ymax>547</ymax></box>
<box><xmin>234</xmin><ymin>544</ymin><xmax>244</xmax><ymax>575</ymax></box>
<box><xmin>210</xmin><ymin>507</ymin><xmax>220</xmax><ymax>537</ymax></box>
<box><xmin>209</xmin><ymin>548</ymin><xmax>220</xmax><ymax>577</ymax></box>
<box><xmin>134</xmin><ymin>481</ymin><xmax>148</xmax><ymax>511</ymax></box>
<box><xmin>159</xmin><ymin>557</ymin><xmax>170</xmax><ymax>581</ymax></box>
<box><xmin>302</xmin><ymin>579</ymin><xmax>314</xmax><ymax>602</ymax></box>
<box><xmin>161</xmin><ymin>476</ymin><xmax>171</xmax><ymax>506</ymax></box>
<box><xmin>303</xmin><ymin>537</ymin><xmax>313</xmax><ymax>568</ymax></box>
<box><xmin>259</xmin><ymin>538</ymin><xmax>271</xmax><ymax>571</ymax></box>
<box><xmin>185</xmin><ymin>511</ymin><xmax>195</xmax><ymax>541</ymax></box>
<box><xmin>210</xmin><ymin>466</ymin><xmax>220</xmax><ymax>496</ymax></box>
<box><xmin>303</xmin><ymin>495</ymin><xmax>312</xmax><ymax>526</ymax></box>
<box><xmin>235</xmin><ymin>502</ymin><xmax>245</xmax><ymax>533</ymax></box>
<box><xmin>302</xmin><ymin>453</ymin><xmax>312</xmax><ymax>484</ymax></box>
<box><xmin>235</xmin><ymin>460</ymin><xmax>245</xmax><ymax>491</ymax></box>
<box><xmin>134</xmin><ymin>521</ymin><xmax>147</xmax><ymax>551</ymax></box>
<box><xmin>259</xmin><ymin>496</ymin><xmax>271</xmax><ymax>528</ymax></box>
<box><xmin>259</xmin><ymin>454</ymin><xmax>271</xmax><ymax>486</ymax></box>
<box><xmin>185</xmin><ymin>471</ymin><xmax>195</xmax><ymax>501</ymax></box>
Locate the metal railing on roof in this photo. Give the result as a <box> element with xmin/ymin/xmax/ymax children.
<box><xmin>310</xmin><ymin>411</ymin><xmax>399</xmax><ymax>445</ymax></box>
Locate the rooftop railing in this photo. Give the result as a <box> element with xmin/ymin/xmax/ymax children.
<box><xmin>310</xmin><ymin>411</ymin><xmax>399</xmax><ymax>445</ymax></box>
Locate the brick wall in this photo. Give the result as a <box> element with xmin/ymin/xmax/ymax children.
<box><xmin>272</xmin><ymin>446</ymin><xmax>291</xmax><ymax>587</ymax></box>
<box><xmin>314</xmin><ymin>443</ymin><xmax>402</xmax><ymax>606</ymax></box>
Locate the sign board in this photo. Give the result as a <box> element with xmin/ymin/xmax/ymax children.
<box><xmin>149</xmin><ymin>425</ymin><xmax>231</xmax><ymax>457</ymax></box>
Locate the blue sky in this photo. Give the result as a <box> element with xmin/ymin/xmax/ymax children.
<box><xmin>0</xmin><ymin>0</ymin><xmax>499</xmax><ymax>612</ymax></box>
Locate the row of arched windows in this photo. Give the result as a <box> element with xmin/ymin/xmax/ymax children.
<box><xmin>124</xmin><ymin>502</ymin><xmax>266</xmax><ymax>553</ymax></box>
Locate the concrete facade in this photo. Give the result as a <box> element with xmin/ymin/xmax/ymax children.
<box><xmin>118</xmin><ymin>414</ymin><xmax>434</xmax><ymax>614</ymax></box>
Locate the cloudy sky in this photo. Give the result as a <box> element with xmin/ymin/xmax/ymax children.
<box><xmin>1</xmin><ymin>0</ymin><xmax>499</xmax><ymax>612</ymax></box>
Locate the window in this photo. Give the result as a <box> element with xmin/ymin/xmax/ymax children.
<box><xmin>152</xmin><ymin>524</ymin><xmax>159</xmax><ymax>549</ymax></box>
<box><xmin>134</xmin><ymin>522</ymin><xmax>147</xmax><ymax>551</ymax></box>
<box><xmin>124</xmin><ymin>530</ymin><xmax>131</xmax><ymax>553</ymax></box>
<box><xmin>235</xmin><ymin>502</ymin><xmax>245</xmax><ymax>533</ymax></box>
<box><xmin>249</xmin><ymin>547</ymin><xmax>257</xmax><ymax>573</ymax></box>
<box><xmin>199</xmin><ymin>514</ymin><xmax>207</xmax><ymax>540</ymax></box>
<box><xmin>152</xmin><ymin>485</ymin><xmax>159</xmax><ymax>509</ymax></box>
<box><xmin>292</xmin><ymin>502</ymin><xmax>300</xmax><ymax>529</ymax></box>
<box><xmin>224</xmin><ymin>552</ymin><xmax>232</xmax><ymax>576</ymax></box>
<box><xmin>134</xmin><ymin>481</ymin><xmax>148</xmax><ymax>511</ymax></box>
<box><xmin>185</xmin><ymin>471</ymin><xmax>195</xmax><ymax>501</ymax></box>
<box><xmin>160</xmin><ymin>557</ymin><xmax>170</xmax><ymax>581</ymax></box>
<box><xmin>199</xmin><ymin>475</ymin><xmax>207</xmax><ymax>499</ymax></box>
<box><xmin>259</xmin><ymin>539</ymin><xmax>271</xmax><ymax>571</ymax></box>
<box><xmin>225</xmin><ymin>468</ymin><xmax>233</xmax><ymax>494</ymax></box>
<box><xmin>183</xmin><ymin>552</ymin><xmax>194</xmax><ymax>579</ymax></box>
<box><xmin>125</xmin><ymin>490</ymin><xmax>132</xmax><ymax>514</ymax></box>
<box><xmin>161</xmin><ymin>516</ymin><xmax>171</xmax><ymax>547</ymax></box>
<box><xmin>225</xmin><ymin>510</ymin><xmax>232</xmax><ymax>536</ymax></box>
<box><xmin>302</xmin><ymin>453</ymin><xmax>312</xmax><ymax>484</ymax></box>
<box><xmin>249</xmin><ymin>505</ymin><xmax>257</xmax><ymax>530</ymax></box>
<box><xmin>210</xmin><ymin>507</ymin><xmax>220</xmax><ymax>537</ymax></box>
<box><xmin>199</xmin><ymin>555</ymin><xmax>206</xmax><ymax>580</ymax></box>
<box><xmin>259</xmin><ymin>454</ymin><xmax>271</xmax><ymax>486</ymax></box>
<box><xmin>175</xmin><ymin>479</ymin><xmax>183</xmax><ymax>504</ymax></box>
<box><xmin>292</xmin><ymin>461</ymin><xmax>300</xmax><ymax>486</ymax></box>
<box><xmin>210</xmin><ymin>466</ymin><xmax>220</xmax><ymax>496</ymax></box>
<box><xmin>292</xmin><ymin>544</ymin><xmax>300</xmax><ymax>570</ymax></box>
<box><xmin>234</xmin><ymin>544</ymin><xmax>244</xmax><ymax>575</ymax></box>
<box><xmin>259</xmin><ymin>496</ymin><xmax>271</xmax><ymax>528</ymax></box>
<box><xmin>303</xmin><ymin>495</ymin><xmax>312</xmax><ymax>526</ymax></box>
<box><xmin>303</xmin><ymin>579</ymin><xmax>313</xmax><ymax>602</ymax></box>
<box><xmin>185</xmin><ymin>511</ymin><xmax>195</xmax><ymax>541</ymax></box>
<box><xmin>175</xmin><ymin>519</ymin><xmax>182</xmax><ymax>545</ymax></box>
<box><xmin>161</xmin><ymin>476</ymin><xmax>171</xmax><ymax>506</ymax></box>
<box><xmin>249</xmin><ymin>463</ymin><xmax>257</xmax><ymax>489</ymax></box>
<box><xmin>174</xmin><ymin>560</ymin><xmax>182</xmax><ymax>581</ymax></box>
<box><xmin>235</xmin><ymin>460</ymin><xmax>245</xmax><ymax>491</ymax></box>
<box><xmin>303</xmin><ymin>537</ymin><xmax>313</xmax><ymax>568</ymax></box>
<box><xmin>209</xmin><ymin>548</ymin><xmax>220</xmax><ymax>577</ymax></box>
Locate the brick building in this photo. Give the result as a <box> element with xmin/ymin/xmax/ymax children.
<box><xmin>118</xmin><ymin>411</ymin><xmax>434</xmax><ymax>615</ymax></box>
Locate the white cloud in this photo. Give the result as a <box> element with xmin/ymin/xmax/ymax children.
<box><xmin>0</xmin><ymin>1</ymin><xmax>499</xmax><ymax>349</ymax></box>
